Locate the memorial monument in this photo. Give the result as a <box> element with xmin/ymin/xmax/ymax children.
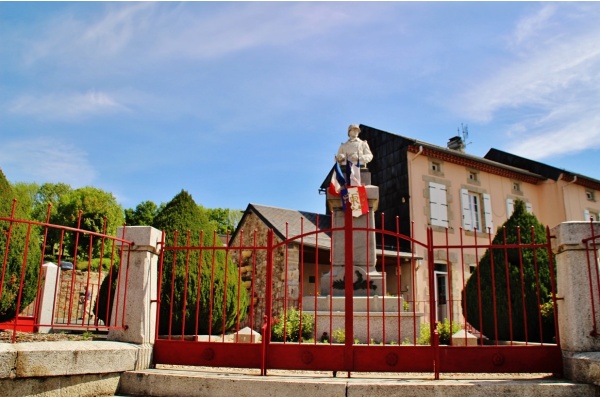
<box><xmin>321</xmin><ymin>124</ymin><xmax>384</xmax><ymax>296</ymax></box>
<box><xmin>302</xmin><ymin>124</ymin><xmax>419</xmax><ymax>344</ymax></box>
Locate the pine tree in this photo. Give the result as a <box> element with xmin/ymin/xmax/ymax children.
<box><xmin>0</xmin><ymin>169</ymin><xmax>41</xmax><ymax>322</ymax></box>
<box><xmin>153</xmin><ymin>190</ymin><xmax>249</xmax><ymax>335</ymax></box>
<box><xmin>462</xmin><ymin>199</ymin><xmax>554</xmax><ymax>343</ymax></box>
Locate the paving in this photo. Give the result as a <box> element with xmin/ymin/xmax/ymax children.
<box><xmin>118</xmin><ymin>366</ymin><xmax>599</xmax><ymax>397</ymax></box>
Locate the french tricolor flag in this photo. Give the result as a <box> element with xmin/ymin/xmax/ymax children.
<box><xmin>328</xmin><ymin>162</ymin><xmax>346</xmax><ymax>195</ymax></box>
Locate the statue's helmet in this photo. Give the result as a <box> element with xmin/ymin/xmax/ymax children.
<box><xmin>348</xmin><ymin>124</ymin><xmax>361</xmax><ymax>136</ymax></box>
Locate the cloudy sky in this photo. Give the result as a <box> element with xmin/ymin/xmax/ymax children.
<box><xmin>1</xmin><ymin>2</ymin><xmax>599</xmax><ymax>214</ymax></box>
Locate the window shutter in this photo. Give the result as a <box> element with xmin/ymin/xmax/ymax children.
<box><xmin>429</xmin><ymin>182</ymin><xmax>448</xmax><ymax>228</ymax></box>
<box><xmin>483</xmin><ymin>193</ymin><xmax>493</xmax><ymax>233</ymax></box>
<box><xmin>525</xmin><ymin>202</ymin><xmax>533</xmax><ymax>214</ymax></box>
<box><xmin>584</xmin><ymin>209</ymin><xmax>591</xmax><ymax>221</ymax></box>
<box><xmin>506</xmin><ymin>198</ymin><xmax>514</xmax><ymax>219</ymax></box>
<box><xmin>461</xmin><ymin>188</ymin><xmax>472</xmax><ymax>231</ymax></box>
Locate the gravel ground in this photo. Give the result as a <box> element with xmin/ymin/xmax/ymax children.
<box><xmin>0</xmin><ymin>330</ymin><xmax>94</xmax><ymax>343</ymax></box>
<box><xmin>154</xmin><ymin>364</ymin><xmax>558</xmax><ymax>381</ymax></box>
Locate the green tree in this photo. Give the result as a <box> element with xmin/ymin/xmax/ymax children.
<box><xmin>11</xmin><ymin>182</ymin><xmax>39</xmax><ymax>220</ymax></box>
<box><xmin>32</xmin><ymin>183</ymin><xmax>72</xmax><ymax>222</ymax></box>
<box><xmin>153</xmin><ymin>190</ymin><xmax>249</xmax><ymax>335</ymax></box>
<box><xmin>10</xmin><ymin>182</ymin><xmax>72</xmax><ymax>223</ymax></box>
<box><xmin>200</xmin><ymin>206</ymin><xmax>243</xmax><ymax>235</ymax></box>
<box><xmin>125</xmin><ymin>200</ymin><xmax>160</xmax><ymax>226</ymax></box>
<box><xmin>50</xmin><ymin>187</ymin><xmax>124</xmax><ymax>260</ymax></box>
<box><xmin>0</xmin><ymin>170</ymin><xmax>41</xmax><ymax>322</ymax></box>
<box><xmin>462</xmin><ymin>199</ymin><xmax>554</xmax><ymax>343</ymax></box>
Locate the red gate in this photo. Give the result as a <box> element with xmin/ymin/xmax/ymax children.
<box><xmin>153</xmin><ymin>212</ymin><xmax>562</xmax><ymax>376</ymax></box>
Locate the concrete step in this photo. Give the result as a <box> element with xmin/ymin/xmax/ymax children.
<box><xmin>119</xmin><ymin>368</ymin><xmax>599</xmax><ymax>397</ymax></box>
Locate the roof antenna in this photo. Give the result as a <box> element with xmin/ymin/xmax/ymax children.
<box><xmin>459</xmin><ymin>123</ymin><xmax>470</xmax><ymax>146</ymax></box>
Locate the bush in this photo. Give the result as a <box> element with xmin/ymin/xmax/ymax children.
<box><xmin>0</xmin><ymin>171</ymin><xmax>41</xmax><ymax>322</ymax></box>
<box><xmin>462</xmin><ymin>199</ymin><xmax>554</xmax><ymax>343</ymax></box>
<box><xmin>332</xmin><ymin>328</ymin><xmax>345</xmax><ymax>343</ymax></box>
<box><xmin>154</xmin><ymin>190</ymin><xmax>249</xmax><ymax>336</ymax></box>
<box><xmin>271</xmin><ymin>307</ymin><xmax>314</xmax><ymax>342</ymax></box>
<box><xmin>417</xmin><ymin>319</ymin><xmax>462</xmax><ymax>345</ymax></box>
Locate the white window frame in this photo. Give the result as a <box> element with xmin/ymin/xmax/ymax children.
<box><xmin>429</xmin><ymin>182</ymin><xmax>449</xmax><ymax>228</ymax></box>
<box><xmin>585</xmin><ymin>209</ymin><xmax>598</xmax><ymax>221</ymax></box>
<box><xmin>507</xmin><ymin>198</ymin><xmax>533</xmax><ymax>219</ymax></box>
<box><xmin>461</xmin><ymin>189</ymin><xmax>493</xmax><ymax>232</ymax></box>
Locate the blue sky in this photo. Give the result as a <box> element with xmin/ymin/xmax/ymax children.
<box><xmin>1</xmin><ymin>2</ymin><xmax>599</xmax><ymax>214</ymax></box>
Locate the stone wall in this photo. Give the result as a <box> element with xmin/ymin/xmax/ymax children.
<box><xmin>229</xmin><ymin>212</ymin><xmax>300</xmax><ymax>330</ymax></box>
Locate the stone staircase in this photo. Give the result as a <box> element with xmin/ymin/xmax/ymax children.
<box><xmin>116</xmin><ymin>367</ymin><xmax>599</xmax><ymax>397</ymax></box>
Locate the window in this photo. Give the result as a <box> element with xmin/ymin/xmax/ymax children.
<box><xmin>512</xmin><ymin>182</ymin><xmax>521</xmax><ymax>192</ymax></box>
<box><xmin>506</xmin><ymin>198</ymin><xmax>533</xmax><ymax>219</ymax></box>
<box><xmin>461</xmin><ymin>189</ymin><xmax>493</xmax><ymax>232</ymax></box>
<box><xmin>429</xmin><ymin>182</ymin><xmax>449</xmax><ymax>228</ymax></box>
<box><xmin>586</xmin><ymin>190</ymin><xmax>596</xmax><ymax>201</ymax></box>
<box><xmin>584</xmin><ymin>210</ymin><xmax>598</xmax><ymax>221</ymax></box>
<box><xmin>468</xmin><ymin>171</ymin><xmax>478</xmax><ymax>182</ymax></box>
<box><xmin>431</xmin><ymin>162</ymin><xmax>442</xmax><ymax>173</ymax></box>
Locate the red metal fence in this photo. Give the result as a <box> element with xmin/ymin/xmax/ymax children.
<box><xmin>153</xmin><ymin>212</ymin><xmax>563</xmax><ymax>377</ymax></box>
<box><xmin>0</xmin><ymin>200</ymin><xmax>133</xmax><ymax>342</ymax></box>
<box><xmin>1</xmin><ymin>200</ymin><xmax>578</xmax><ymax>376</ymax></box>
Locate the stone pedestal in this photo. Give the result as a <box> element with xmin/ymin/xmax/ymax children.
<box><xmin>108</xmin><ymin>226</ymin><xmax>161</xmax><ymax>369</ymax></box>
<box><xmin>320</xmin><ymin>179</ymin><xmax>384</xmax><ymax>297</ymax></box>
<box><xmin>37</xmin><ymin>262</ymin><xmax>60</xmax><ymax>333</ymax></box>
<box><xmin>552</xmin><ymin>221</ymin><xmax>600</xmax><ymax>383</ymax></box>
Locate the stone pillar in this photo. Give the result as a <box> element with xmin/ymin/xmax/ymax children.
<box><xmin>320</xmin><ymin>181</ymin><xmax>383</xmax><ymax>296</ymax></box>
<box><xmin>108</xmin><ymin>226</ymin><xmax>161</xmax><ymax>368</ymax></box>
<box><xmin>37</xmin><ymin>262</ymin><xmax>59</xmax><ymax>333</ymax></box>
<box><xmin>552</xmin><ymin>221</ymin><xmax>600</xmax><ymax>382</ymax></box>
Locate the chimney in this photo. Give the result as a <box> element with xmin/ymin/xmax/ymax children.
<box><xmin>447</xmin><ymin>136</ymin><xmax>465</xmax><ymax>153</ymax></box>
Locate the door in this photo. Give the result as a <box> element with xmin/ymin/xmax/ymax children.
<box><xmin>434</xmin><ymin>270</ymin><xmax>448</xmax><ymax>322</ymax></box>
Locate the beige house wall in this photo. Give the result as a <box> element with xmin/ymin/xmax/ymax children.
<box><xmin>405</xmin><ymin>148</ymin><xmax>600</xmax><ymax>325</ymax></box>
<box><xmin>561</xmin><ymin>179</ymin><xmax>600</xmax><ymax>222</ymax></box>
<box><xmin>409</xmin><ymin>151</ymin><xmax>547</xmax><ymax>323</ymax></box>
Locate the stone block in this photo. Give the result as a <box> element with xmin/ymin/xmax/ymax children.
<box><xmin>0</xmin><ymin>343</ymin><xmax>17</xmax><ymax>379</ymax></box>
<box><xmin>451</xmin><ymin>329</ymin><xmax>478</xmax><ymax>346</ymax></box>
<box><xmin>14</xmin><ymin>341</ymin><xmax>138</xmax><ymax>377</ymax></box>
<box><xmin>235</xmin><ymin>327</ymin><xmax>261</xmax><ymax>343</ymax></box>
<box><xmin>116</xmin><ymin>225</ymin><xmax>162</xmax><ymax>252</ymax></box>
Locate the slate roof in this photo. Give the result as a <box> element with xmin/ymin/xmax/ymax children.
<box><xmin>319</xmin><ymin>125</ymin><xmax>549</xmax><ymax>192</ymax></box>
<box><xmin>360</xmin><ymin>125</ymin><xmax>547</xmax><ymax>181</ymax></box>
<box><xmin>231</xmin><ymin>203</ymin><xmax>419</xmax><ymax>259</ymax></box>
<box><xmin>485</xmin><ymin>148</ymin><xmax>600</xmax><ymax>190</ymax></box>
<box><xmin>232</xmin><ymin>203</ymin><xmax>331</xmax><ymax>249</ymax></box>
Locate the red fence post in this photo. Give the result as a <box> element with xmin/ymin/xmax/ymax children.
<box><xmin>261</xmin><ymin>229</ymin><xmax>274</xmax><ymax>376</ymax></box>
<box><xmin>344</xmin><ymin>203</ymin><xmax>354</xmax><ymax>374</ymax></box>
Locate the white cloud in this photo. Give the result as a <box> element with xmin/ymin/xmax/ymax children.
<box><xmin>457</xmin><ymin>3</ymin><xmax>600</xmax><ymax>160</ymax></box>
<box><xmin>507</xmin><ymin>109</ymin><xmax>600</xmax><ymax>159</ymax></box>
<box><xmin>23</xmin><ymin>3</ymin><xmax>155</xmax><ymax>65</ymax></box>
<box><xmin>20</xmin><ymin>3</ymin><xmax>376</xmax><ymax>65</ymax></box>
<box><xmin>9</xmin><ymin>90</ymin><xmax>128</xmax><ymax>121</ymax></box>
<box><xmin>511</xmin><ymin>4</ymin><xmax>557</xmax><ymax>47</ymax></box>
<box><xmin>0</xmin><ymin>138</ymin><xmax>96</xmax><ymax>186</ymax></box>
<box><xmin>153</xmin><ymin>3</ymin><xmax>357</xmax><ymax>59</ymax></box>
